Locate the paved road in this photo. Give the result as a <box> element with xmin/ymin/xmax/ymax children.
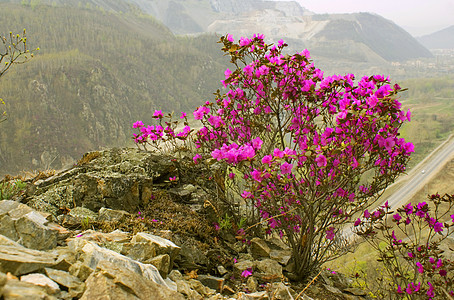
<box><xmin>384</xmin><ymin>138</ymin><xmax>454</xmax><ymax>209</ymax></box>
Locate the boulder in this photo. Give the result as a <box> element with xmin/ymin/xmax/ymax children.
<box><xmin>254</xmin><ymin>259</ymin><xmax>283</xmax><ymax>282</ymax></box>
<box><xmin>126</xmin><ymin>232</ymin><xmax>181</xmax><ymax>274</ymax></box>
<box><xmin>22</xmin><ymin>148</ymin><xmax>178</xmax><ymax>215</ymax></box>
<box><xmin>44</xmin><ymin>268</ymin><xmax>85</xmax><ymax>297</ymax></box>
<box><xmin>81</xmin><ymin>260</ymin><xmax>185</xmax><ymax>300</ymax></box>
<box><xmin>69</xmin><ymin>238</ymin><xmax>171</xmax><ymax>289</ymax></box>
<box><xmin>0</xmin><ymin>235</ymin><xmax>57</xmax><ymax>275</ymax></box>
<box><xmin>250</xmin><ymin>237</ymin><xmax>271</xmax><ymax>259</ymax></box>
<box><xmin>0</xmin><ymin>200</ymin><xmax>63</xmax><ymax>250</ymax></box>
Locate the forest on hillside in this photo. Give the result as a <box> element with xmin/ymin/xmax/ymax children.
<box><xmin>0</xmin><ymin>3</ymin><xmax>229</xmax><ymax>174</ymax></box>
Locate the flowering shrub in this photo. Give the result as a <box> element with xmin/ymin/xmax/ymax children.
<box><xmin>133</xmin><ymin>110</ymin><xmax>193</xmax><ymax>154</ymax></box>
<box><xmin>133</xmin><ymin>34</ymin><xmax>413</xmax><ymax>281</ymax></box>
<box><xmin>355</xmin><ymin>193</ymin><xmax>454</xmax><ymax>299</ymax></box>
<box><xmin>191</xmin><ymin>34</ymin><xmax>413</xmax><ymax>280</ymax></box>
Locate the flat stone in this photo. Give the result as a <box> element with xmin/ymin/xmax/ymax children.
<box><xmin>237</xmin><ymin>291</ymin><xmax>269</xmax><ymax>299</ymax></box>
<box><xmin>128</xmin><ymin>232</ymin><xmax>181</xmax><ymax>273</ymax></box>
<box><xmin>20</xmin><ymin>273</ymin><xmax>60</xmax><ymax>294</ymax></box>
<box><xmin>255</xmin><ymin>259</ymin><xmax>283</xmax><ymax>279</ymax></box>
<box><xmin>0</xmin><ymin>201</ymin><xmax>61</xmax><ymax>250</ymax></box>
<box><xmin>44</xmin><ymin>267</ymin><xmax>84</xmax><ymax>290</ymax></box>
<box><xmin>176</xmin><ymin>279</ymin><xmax>203</xmax><ymax>300</ymax></box>
<box><xmin>0</xmin><ymin>241</ymin><xmax>57</xmax><ymax>275</ymax></box>
<box><xmin>269</xmin><ymin>249</ymin><xmax>291</xmax><ymax>265</ymax></box>
<box><xmin>323</xmin><ymin>284</ymin><xmax>343</xmax><ymax>295</ymax></box>
<box><xmin>81</xmin><ymin>260</ymin><xmax>184</xmax><ymax>300</ymax></box>
<box><xmin>14</xmin><ymin>210</ymin><xmax>58</xmax><ymax>250</ymax></box>
<box><xmin>197</xmin><ymin>274</ymin><xmax>224</xmax><ymax>293</ymax></box>
<box><xmin>270</xmin><ymin>282</ymin><xmax>296</xmax><ymax>300</ymax></box>
<box><xmin>98</xmin><ymin>207</ymin><xmax>130</xmax><ymax>222</ymax></box>
<box><xmin>68</xmin><ymin>261</ymin><xmax>94</xmax><ymax>281</ymax></box>
<box><xmin>2</xmin><ymin>279</ymin><xmax>57</xmax><ymax>300</ymax></box>
<box><xmin>233</xmin><ymin>260</ymin><xmax>254</xmax><ymax>276</ymax></box>
<box><xmin>70</xmin><ymin>239</ymin><xmax>171</xmax><ymax>289</ymax></box>
<box><xmin>250</xmin><ymin>237</ymin><xmax>271</xmax><ymax>259</ymax></box>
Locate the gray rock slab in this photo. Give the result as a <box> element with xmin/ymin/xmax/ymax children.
<box><xmin>81</xmin><ymin>260</ymin><xmax>184</xmax><ymax>300</ymax></box>
<box><xmin>2</xmin><ymin>279</ymin><xmax>57</xmax><ymax>300</ymax></box>
<box><xmin>0</xmin><ymin>240</ymin><xmax>57</xmax><ymax>275</ymax></box>
<box><xmin>70</xmin><ymin>238</ymin><xmax>172</xmax><ymax>289</ymax></box>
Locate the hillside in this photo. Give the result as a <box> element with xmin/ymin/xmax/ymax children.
<box><xmin>9</xmin><ymin>0</ymin><xmax>433</xmax><ymax>63</ymax></box>
<box><xmin>0</xmin><ymin>3</ymin><xmax>228</xmax><ymax>175</ymax></box>
<box><xmin>417</xmin><ymin>25</ymin><xmax>454</xmax><ymax>49</ymax></box>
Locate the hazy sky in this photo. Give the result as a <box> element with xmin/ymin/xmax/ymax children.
<box><xmin>275</xmin><ymin>0</ymin><xmax>454</xmax><ymax>36</ymax></box>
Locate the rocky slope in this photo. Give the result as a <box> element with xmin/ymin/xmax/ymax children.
<box><xmin>0</xmin><ymin>147</ymin><xmax>370</xmax><ymax>299</ymax></box>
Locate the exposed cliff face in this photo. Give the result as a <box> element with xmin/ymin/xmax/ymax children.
<box><xmin>209</xmin><ymin>0</ymin><xmax>311</xmax><ymax>16</ymax></box>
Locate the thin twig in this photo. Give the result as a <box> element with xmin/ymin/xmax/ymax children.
<box><xmin>295</xmin><ymin>268</ymin><xmax>323</xmax><ymax>300</ymax></box>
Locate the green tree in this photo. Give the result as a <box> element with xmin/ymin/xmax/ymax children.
<box><xmin>0</xmin><ymin>29</ymin><xmax>37</xmax><ymax>123</ymax></box>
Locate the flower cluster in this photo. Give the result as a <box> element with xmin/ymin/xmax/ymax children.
<box><xmin>132</xmin><ymin>110</ymin><xmax>193</xmax><ymax>152</ymax></box>
<box><xmin>355</xmin><ymin>193</ymin><xmax>454</xmax><ymax>299</ymax></box>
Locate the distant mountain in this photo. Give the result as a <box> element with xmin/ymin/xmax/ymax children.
<box><xmin>417</xmin><ymin>25</ymin><xmax>454</xmax><ymax>49</ymax></box>
<box><xmin>123</xmin><ymin>0</ymin><xmax>433</xmax><ymax>63</ymax></box>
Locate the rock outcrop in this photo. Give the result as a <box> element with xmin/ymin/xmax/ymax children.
<box><xmin>0</xmin><ymin>148</ymin><xmax>370</xmax><ymax>299</ymax></box>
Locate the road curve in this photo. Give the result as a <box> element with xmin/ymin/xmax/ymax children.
<box><xmin>384</xmin><ymin>137</ymin><xmax>454</xmax><ymax>210</ymax></box>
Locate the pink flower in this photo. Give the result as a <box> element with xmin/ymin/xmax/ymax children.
<box><xmin>262</xmin><ymin>155</ymin><xmax>272</xmax><ymax>165</ymax></box>
<box><xmin>180</xmin><ymin>112</ymin><xmax>187</xmax><ymax>119</ymax></box>
<box><xmin>280</xmin><ymin>162</ymin><xmax>293</xmax><ymax>174</ymax></box>
<box><xmin>403</xmin><ymin>142</ymin><xmax>414</xmax><ymax>154</ymax></box>
<box><xmin>384</xmin><ymin>137</ymin><xmax>395</xmax><ymax>152</ymax></box>
<box><xmin>278</xmin><ymin>39</ymin><xmax>284</xmax><ymax>47</ymax></box>
<box><xmin>241</xmin><ymin>268</ymin><xmax>253</xmax><ymax>278</ymax></box>
<box><xmin>416</xmin><ymin>262</ymin><xmax>423</xmax><ymax>273</ymax></box>
<box><xmin>406</xmin><ymin>109</ymin><xmax>411</xmax><ymax>122</ymax></box>
<box><xmin>273</xmin><ymin>148</ymin><xmax>285</xmax><ymax>158</ymax></box>
<box><xmin>133</xmin><ymin>121</ymin><xmax>144</xmax><ymax>128</ymax></box>
<box><xmin>193</xmin><ymin>154</ymin><xmax>202</xmax><ymax>164</ymax></box>
<box><xmin>433</xmin><ymin>222</ymin><xmax>443</xmax><ymax>232</ymax></box>
<box><xmin>228</xmin><ymin>172</ymin><xmax>235</xmax><ymax>180</ymax></box>
<box><xmin>315</xmin><ymin>154</ymin><xmax>327</xmax><ymax>167</ymax></box>
<box><xmin>153</xmin><ymin>110</ymin><xmax>163</xmax><ymax>118</ymax></box>
<box><xmin>364</xmin><ymin>210</ymin><xmax>370</xmax><ymax>218</ymax></box>
<box><xmin>251</xmin><ymin>169</ymin><xmax>262</xmax><ymax>182</ymax></box>
<box><xmin>169</xmin><ymin>176</ymin><xmax>177</xmax><ymax>182</ymax></box>
<box><xmin>393</xmin><ymin>214</ymin><xmax>402</xmax><ymax>222</ymax></box>
<box><xmin>224</xmin><ymin>68</ymin><xmax>232</xmax><ymax>79</ymax></box>
<box><xmin>241</xmin><ymin>191</ymin><xmax>253</xmax><ymax>199</ymax></box>
<box><xmin>193</xmin><ymin>106</ymin><xmax>210</xmax><ymax>120</ymax></box>
<box><xmin>252</xmin><ymin>137</ymin><xmax>263</xmax><ymax>150</ymax></box>
<box><xmin>326</xmin><ymin>227</ymin><xmax>335</xmax><ymax>240</ymax></box>
<box><xmin>226</xmin><ymin>34</ymin><xmax>234</xmax><ymax>42</ymax></box>
<box><xmin>354</xmin><ymin>218</ymin><xmax>361</xmax><ymax>226</ymax></box>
